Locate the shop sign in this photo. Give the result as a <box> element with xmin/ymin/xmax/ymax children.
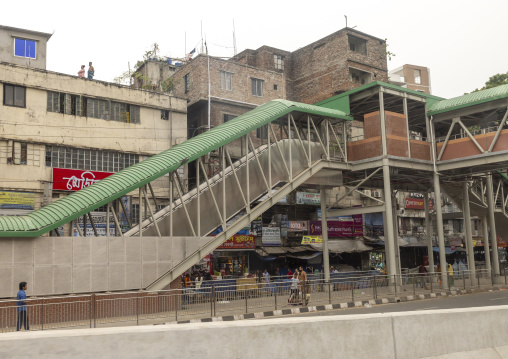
<box><xmin>281</xmin><ymin>214</ymin><xmax>288</xmax><ymax>237</ymax></box>
<box><xmin>0</xmin><ymin>191</ymin><xmax>35</xmax><ymax>210</ymax></box>
<box><xmin>301</xmin><ymin>235</ymin><xmax>322</xmax><ymax>244</ymax></box>
<box><xmin>309</xmin><ymin>219</ymin><xmax>364</xmax><ymax>237</ymax></box>
<box><xmin>217</xmin><ymin>235</ymin><xmax>256</xmax><ymax>249</ymax></box>
<box><xmin>288</xmin><ymin>221</ymin><xmax>308</xmax><ymax>232</ymax></box>
<box><xmin>405</xmin><ymin>198</ymin><xmax>433</xmax><ymax>210</ymax></box>
<box><xmin>53</xmin><ymin>168</ymin><xmax>113</xmax><ymax>191</ymax></box>
<box><xmin>262</xmin><ymin>227</ymin><xmax>281</xmax><ymax>246</ymax></box>
<box><xmin>296</xmin><ymin>192</ymin><xmax>321</xmax><ymax>205</ymax></box>
<box><xmin>251</xmin><ymin>216</ymin><xmax>263</xmax><ymax>236</ymax></box>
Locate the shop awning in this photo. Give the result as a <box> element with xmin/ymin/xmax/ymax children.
<box><xmin>377</xmin><ymin>236</ymin><xmax>409</xmax><ymax>246</ymax></box>
<box><xmin>286</xmin><ymin>252</ymin><xmax>323</xmax><ymax>260</ymax></box>
<box><xmin>285</xmin><ymin>246</ymin><xmax>310</xmax><ymax>253</ymax></box>
<box><xmin>309</xmin><ymin>239</ymin><xmax>372</xmax><ymax>253</ymax></box>
<box><xmin>262</xmin><ymin>246</ymin><xmax>287</xmax><ymax>254</ymax></box>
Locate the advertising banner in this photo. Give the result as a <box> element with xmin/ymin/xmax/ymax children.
<box><xmin>53</xmin><ymin>168</ymin><xmax>113</xmax><ymax>191</ymax></box>
<box><xmin>309</xmin><ymin>216</ymin><xmax>364</xmax><ymax>237</ymax></box>
<box><xmin>217</xmin><ymin>235</ymin><xmax>256</xmax><ymax>249</ymax></box>
<box><xmin>0</xmin><ymin>191</ymin><xmax>35</xmax><ymax>210</ymax></box>
<box><xmin>405</xmin><ymin>198</ymin><xmax>434</xmax><ymax>210</ymax></box>
<box><xmin>262</xmin><ymin>227</ymin><xmax>281</xmax><ymax>246</ymax></box>
<box><xmin>301</xmin><ymin>235</ymin><xmax>322</xmax><ymax>244</ymax></box>
<box><xmin>288</xmin><ymin>221</ymin><xmax>308</xmax><ymax>232</ymax></box>
<box><xmin>296</xmin><ymin>192</ymin><xmax>321</xmax><ymax>205</ymax></box>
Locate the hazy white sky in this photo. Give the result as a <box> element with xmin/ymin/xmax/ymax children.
<box><xmin>2</xmin><ymin>0</ymin><xmax>506</xmax><ymax>99</ymax></box>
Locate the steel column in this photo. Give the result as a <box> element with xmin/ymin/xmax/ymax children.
<box><xmin>379</xmin><ymin>89</ymin><xmax>388</xmax><ymax>156</ymax></box>
<box><xmin>382</xmin><ymin>164</ymin><xmax>397</xmax><ymax>282</ymax></box>
<box><xmin>424</xmin><ymin>193</ymin><xmax>435</xmax><ymax>272</ymax></box>
<box><xmin>403</xmin><ymin>95</ymin><xmax>411</xmax><ymax>158</ymax></box>
<box><xmin>486</xmin><ymin>175</ymin><xmax>500</xmax><ymax>276</ymax></box>
<box><xmin>433</xmin><ymin>172</ymin><xmax>448</xmax><ymax>288</ymax></box>
<box><xmin>320</xmin><ymin>188</ymin><xmax>330</xmax><ymax>282</ymax></box>
<box><xmin>462</xmin><ymin>182</ymin><xmax>476</xmax><ymax>285</ymax></box>
<box><xmin>482</xmin><ymin>215</ymin><xmax>492</xmax><ymax>275</ymax></box>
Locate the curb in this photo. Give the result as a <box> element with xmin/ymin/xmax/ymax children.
<box><xmin>166</xmin><ymin>286</ymin><xmax>506</xmax><ymax>325</ymax></box>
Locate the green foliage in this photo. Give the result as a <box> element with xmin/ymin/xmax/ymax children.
<box><xmin>384</xmin><ymin>38</ymin><xmax>396</xmax><ymax>61</ymax></box>
<box><xmin>114</xmin><ymin>43</ymin><xmax>177</xmax><ymax>93</ymax></box>
<box><xmin>471</xmin><ymin>71</ymin><xmax>508</xmax><ymax>92</ymax></box>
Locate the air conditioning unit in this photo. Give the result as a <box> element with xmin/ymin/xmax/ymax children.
<box><xmin>363</xmin><ymin>190</ymin><xmax>372</xmax><ymax>197</ymax></box>
<box><xmin>372</xmin><ymin>191</ymin><xmax>381</xmax><ymax>198</ymax></box>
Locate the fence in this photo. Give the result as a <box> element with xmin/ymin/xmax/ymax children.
<box><xmin>1</xmin><ymin>269</ymin><xmax>505</xmax><ymax>333</ymax></box>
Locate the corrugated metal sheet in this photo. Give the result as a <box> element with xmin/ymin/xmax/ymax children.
<box><xmin>0</xmin><ymin>100</ymin><xmax>351</xmax><ymax>237</ymax></box>
<box><xmin>428</xmin><ymin>84</ymin><xmax>508</xmax><ymax>116</ymax></box>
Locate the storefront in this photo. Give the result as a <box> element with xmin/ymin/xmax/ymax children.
<box><xmin>212</xmin><ymin>235</ymin><xmax>256</xmax><ymax>276</ymax></box>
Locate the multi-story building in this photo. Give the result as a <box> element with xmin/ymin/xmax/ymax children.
<box><xmin>0</xmin><ymin>26</ymin><xmax>188</xmax><ymax>235</ymax></box>
<box><xmin>389</xmin><ymin>64</ymin><xmax>432</xmax><ymax>94</ymax></box>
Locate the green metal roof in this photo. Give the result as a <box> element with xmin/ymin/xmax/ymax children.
<box><xmin>0</xmin><ymin>99</ymin><xmax>351</xmax><ymax>237</ymax></box>
<box><xmin>315</xmin><ymin>81</ymin><xmax>445</xmax><ymax>113</ymax></box>
<box><xmin>428</xmin><ymin>84</ymin><xmax>508</xmax><ymax>116</ymax></box>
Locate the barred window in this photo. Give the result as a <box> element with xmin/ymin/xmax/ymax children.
<box><xmin>220</xmin><ymin>71</ymin><xmax>233</xmax><ymax>91</ymax></box>
<box><xmin>45</xmin><ymin>146</ymin><xmax>139</xmax><ymax>172</ymax></box>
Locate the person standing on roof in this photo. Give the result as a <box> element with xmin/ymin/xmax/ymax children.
<box><xmin>88</xmin><ymin>62</ymin><xmax>95</xmax><ymax>80</ymax></box>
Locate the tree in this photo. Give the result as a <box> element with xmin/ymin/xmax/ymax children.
<box><xmin>471</xmin><ymin>71</ymin><xmax>508</xmax><ymax>92</ymax></box>
<box><xmin>114</xmin><ymin>43</ymin><xmax>177</xmax><ymax>93</ymax></box>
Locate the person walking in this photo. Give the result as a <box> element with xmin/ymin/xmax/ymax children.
<box><xmin>78</xmin><ymin>65</ymin><xmax>86</xmax><ymax>78</ymax></box>
<box><xmin>447</xmin><ymin>263</ymin><xmax>454</xmax><ymax>288</ymax></box>
<box><xmin>418</xmin><ymin>264</ymin><xmax>427</xmax><ymax>288</ymax></box>
<box><xmin>289</xmin><ymin>273</ymin><xmax>299</xmax><ymax>304</ymax></box>
<box><xmin>16</xmin><ymin>282</ymin><xmax>29</xmax><ymax>331</ymax></box>
<box><xmin>88</xmin><ymin>62</ymin><xmax>95</xmax><ymax>80</ymax></box>
<box><xmin>262</xmin><ymin>269</ymin><xmax>270</xmax><ymax>284</ymax></box>
<box><xmin>297</xmin><ymin>266</ymin><xmax>307</xmax><ymax>304</ymax></box>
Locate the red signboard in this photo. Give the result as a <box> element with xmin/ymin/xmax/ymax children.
<box><xmin>405</xmin><ymin>198</ymin><xmax>433</xmax><ymax>210</ymax></box>
<box><xmin>217</xmin><ymin>235</ymin><xmax>256</xmax><ymax>249</ymax></box>
<box><xmin>52</xmin><ymin>168</ymin><xmax>113</xmax><ymax>191</ymax></box>
<box><xmin>309</xmin><ymin>216</ymin><xmax>364</xmax><ymax>237</ymax></box>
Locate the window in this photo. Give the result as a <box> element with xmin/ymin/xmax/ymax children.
<box><xmin>224</xmin><ymin>114</ymin><xmax>236</xmax><ymax>123</ymax></box>
<box><xmin>256</xmin><ymin>125</ymin><xmax>268</xmax><ymax>139</ymax></box>
<box><xmin>184</xmin><ymin>73</ymin><xmax>190</xmax><ymax>93</ymax></box>
<box><xmin>274</xmin><ymin>55</ymin><xmax>284</xmax><ymax>70</ymax></box>
<box><xmin>47</xmin><ymin>92</ymin><xmax>82</xmax><ymax>115</ymax></box>
<box><xmin>14</xmin><ymin>38</ymin><xmax>36</xmax><ymax>59</ymax></box>
<box><xmin>251</xmin><ymin>78</ymin><xmax>263</xmax><ymax>97</ymax></box>
<box><xmin>7</xmin><ymin>141</ymin><xmax>27</xmax><ymax>165</ymax></box>
<box><xmin>273</xmin><ymin>84</ymin><xmax>278</xmax><ymax>91</ymax></box>
<box><xmin>161</xmin><ymin>110</ymin><xmax>170</xmax><ymax>120</ymax></box>
<box><xmin>86</xmin><ymin>98</ymin><xmax>110</xmax><ymax>120</ymax></box>
<box><xmin>220</xmin><ymin>71</ymin><xmax>233</xmax><ymax>91</ymax></box>
<box><xmin>45</xmin><ymin>146</ymin><xmax>139</xmax><ymax>172</ymax></box>
<box><xmin>349</xmin><ymin>68</ymin><xmax>371</xmax><ymax>85</ymax></box>
<box><xmin>348</xmin><ymin>35</ymin><xmax>367</xmax><ymax>55</ymax></box>
<box><xmin>414</xmin><ymin>69</ymin><xmax>422</xmax><ymax>84</ymax></box>
<box><xmin>4</xmin><ymin>84</ymin><xmax>26</xmax><ymax>108</ymax></box>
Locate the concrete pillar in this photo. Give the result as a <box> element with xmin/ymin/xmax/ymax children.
<box><xmin>462</xmin><ymin>182</ymin><xmax>476</xmax><ymax>285</ymax></box>
<box><xmin>383</xmin><ymin>165</ymin><xmax>397</xmax><ymax>283</ymax></box>
<box><xmin>424</xmin><ymin>193</ymin><xmax>435</xmax><ymax>272</ymax></box>
<box><xmin>482</xmin><ymin>216</ymin><xmax>492</xmax><ymax>275</ymax></box>
<box><xmin>433</xmin><ymin>172</ymin><xmax>448</xmax><ymax>288</ymax></box>
<box><xmin>486</xmin><ymin>175</ymin><xmax>500</xmax><ymax>277</ymax></box>
<box><xmin>320</xmin><ymin>188</ymin><xmax>330</xmax><ymax>282</ymax></box>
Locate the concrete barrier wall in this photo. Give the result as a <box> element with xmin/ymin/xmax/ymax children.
<box><xmin>1</xmin><ymin>306</ymin><xmax>508</xmax><ymax>359</ymax></box>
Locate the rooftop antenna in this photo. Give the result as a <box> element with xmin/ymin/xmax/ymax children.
<box><xmin>344</xmin><ymin>15</ymin><xmax>347</xmax><ymax>28</ymax></box>
<box><xmin>232</xmin><ymin>19</ymin><xmax>237</xmax><ymax>56</ymax></box>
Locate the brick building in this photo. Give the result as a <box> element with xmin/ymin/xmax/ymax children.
<box><xmin>171</xmin><ymin>27</ymin><xmax>389</xmax><ymax>159</ymax></box>
<box><xmin>389</xmin><ymin>64</ymin><xmax>432</xmax><ymax>94</ymax></box>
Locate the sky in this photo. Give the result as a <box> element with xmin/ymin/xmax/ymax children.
<box><xmin>2</xmin><ymin>0</ymin><xmax>507</xmax><ymax>99</ymax></box>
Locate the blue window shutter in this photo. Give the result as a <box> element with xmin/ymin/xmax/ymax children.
<box><xmin>26</xmin><ymin>40</ymin><xmax>36</xmax><ymax>59</ymax></box>
<box><xmin>14</xmin><ymin>39</ymin><xmax>25</xmax><ymax>57</ymax></box>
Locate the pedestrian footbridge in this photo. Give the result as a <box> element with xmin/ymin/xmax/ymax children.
<box><xmin>1</xmin><ymin>82</ymin><xmax>507</xmax><ymax>295</ymax></box>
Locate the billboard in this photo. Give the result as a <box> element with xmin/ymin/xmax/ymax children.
<box><xmin>52</xmin><ymin>168</ymin><xmax>113</xmax><ymax>191</ymax></box>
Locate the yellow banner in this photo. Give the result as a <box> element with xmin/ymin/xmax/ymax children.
<box><xmin>301</xmin><ymin>235</ymin><xmax>322</xmax><ymax>244</ymax></box>
<box><xmin>0</xmin><ymin>191</ymin><xmax>35</xmax><ymax>210</ymax></box>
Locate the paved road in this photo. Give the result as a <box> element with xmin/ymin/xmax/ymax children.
<box><xmin>259</xmin><ymin>288</ymin><xmax>508</xmax><ymax>319</ymax></box>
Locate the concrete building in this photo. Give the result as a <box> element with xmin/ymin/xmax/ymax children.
<box><xmin>0</xmin><ymin>26</ymin><xmax>187</xmax><ymax>235</ymax></box>
<box><xmin>0</xmin><ymin>25</ymin><xmax>52</xmax><ymax>70</ymax></box>
<box><xmin>389</xmin><ymin>64</ymin><xmax>432</xmax><ymax>94</ymax></box>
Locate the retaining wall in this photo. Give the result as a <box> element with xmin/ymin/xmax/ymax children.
<box><xmin>1</xmin><ymin>305</ymin><xmax>508</xmax><ymax>358</ymax></box>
